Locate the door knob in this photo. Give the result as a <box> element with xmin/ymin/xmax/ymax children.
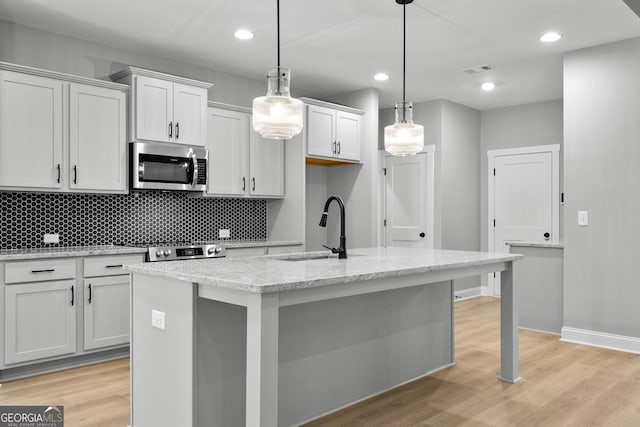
<box><xmin>543</xmin><ymin>232</ymin><xmax>550</xmax><ymax>240</ymax></box>
<box><xmin>419</xmin><ymin>232</ymin><xmax>425</xmax><ymax>238</ymax></box>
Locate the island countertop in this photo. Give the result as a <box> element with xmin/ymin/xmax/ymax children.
<box><xmin>125</xmin><ymin>247</ymin><xmax>522</xmax><ymax>293</ymax></box>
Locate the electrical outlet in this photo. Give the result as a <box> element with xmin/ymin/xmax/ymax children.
<box><xmin>218</xmin><ymin>229</ymin><xmax>230</xmax><ymax>239</ymax></box>
<box><xmin>578</xmin><ymin>211</ymin><xmax>589</xmax><ymax>226</ymax></box>
<box><xmin>43</xmin><ymin>233</ymin><xmax>60</xmax><ymax>244</ymax></box>
<box><xmin>151</xmin><ymin>310</ymin><xmax>166</xmax><ymax>330</ymax></box>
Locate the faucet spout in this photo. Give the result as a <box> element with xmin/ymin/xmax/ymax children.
<box><xmin>319</xmin><ymin>196</ymin><xmax>347</xmax><ymax>259</ymax></box>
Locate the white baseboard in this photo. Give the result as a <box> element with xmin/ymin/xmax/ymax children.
<box><xmin>560</xmin><ymin>326</ymin><xmax>640</xmax><ymax>354</ymax></box>
<box><xmin>454</xmin><ymin>286</ymin><xmax>482</xmax><ymax>301</ymax></box>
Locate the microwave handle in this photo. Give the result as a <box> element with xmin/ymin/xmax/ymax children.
<box><xmin>191</xmin><ymin>154</ymin><xmax>199</xmax><ymax>187</ymax></box>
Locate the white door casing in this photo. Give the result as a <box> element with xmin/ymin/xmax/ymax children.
<box><xmin>488</xmin><ymin>144</ymin><xmax>560</xmax><ymax>296</ymax></box>
<box><xmin>384</xmin><ymin>146</ymin><xmax>435</xmax><ymax>248</ymax></box>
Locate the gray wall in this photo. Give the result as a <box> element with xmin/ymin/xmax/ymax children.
<box><xmin>0</xmin><ymin>19</ymin><xmax>266</xmax><ymax>107</ymax></box>
<box><xmin>324</xmin><ymin>88</ymin><xmax>381</xmax><ymax>250</ymax></box>
<box><xmin>563</xmin><ymin>37</ymin><xmax>640</xmax><ymax>338</ymax></box>
<box><xmin>380</xmin><ymin>100</ymin><xmax>481</xmax><ymax>291</ymax></box>
<box><xmin>305</xmin><ymin>166</ymin><xmax>328</xmax><ymax>251</ymax></box>
<box><xmin>480</xmin><ymin>99</ymin><xmax>564</xmax><ymax>257</ymax></box>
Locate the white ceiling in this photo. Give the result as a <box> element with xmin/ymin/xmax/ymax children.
<box><xmin>1</xmin><ymin>0</ymin><xmax>639</xmax><ymax>110</ymax></box>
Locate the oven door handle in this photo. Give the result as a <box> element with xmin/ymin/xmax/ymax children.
<box><xmin>191</xmin><ymin>154</ymin><xmax>199</xmax><ymax>188</ymax></box>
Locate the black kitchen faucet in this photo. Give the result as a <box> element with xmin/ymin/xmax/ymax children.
<box><xmin>319</xmin><ymin>196</ymin><xmax>347</xmax><ymax>259</ymax></box>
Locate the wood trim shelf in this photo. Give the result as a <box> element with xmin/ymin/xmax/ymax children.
<box><xmin>306</xmin><ymin>157</ymin><xmax>361</xmax><ymax>167</ymax></box>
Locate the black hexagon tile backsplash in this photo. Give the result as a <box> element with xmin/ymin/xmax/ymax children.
<box><xmin>0</xmin><ymin>192</ymin><xmax>267</xmax><ymax>249</ymax></box>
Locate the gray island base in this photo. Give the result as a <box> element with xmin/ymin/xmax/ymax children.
<box><xmin>126</xmin><ymin>247</ymin><xmax>522</xmax><ymax>427</ymax></box>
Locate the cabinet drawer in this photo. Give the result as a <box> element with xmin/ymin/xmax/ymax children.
<box><xmin>84</xmin><ymin>254</ymin><xmax>144</xmax><ymax>277</ymax></box>
<box><xmin>5</xmin><ymin>259</ymin><xmax>76</xmax><ymax>284</ymax></box>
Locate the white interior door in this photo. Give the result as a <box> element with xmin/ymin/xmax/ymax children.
<box><xmin>488</xmin><ymin>145</ymin><xmax>560</xmax><ymax>296</ymax></box>
<box><xmin>384</xmin><ymin>148</ymin><xmax>435</xmax><ymax>248</ymax></box>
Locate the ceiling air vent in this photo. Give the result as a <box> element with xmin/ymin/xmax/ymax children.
<box><xmin>462</xmin><ymin>64</ymin><xmax>492</xmax><ymax>74</ymax></box>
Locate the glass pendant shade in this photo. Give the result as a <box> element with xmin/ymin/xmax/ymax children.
<box><xmin>384</xmin><ymin>101</ymin><xmax>424</xmax><ymax>156</ymax></box>
<box><xmin>252</xmin><ymin>67</ymin><xmax>304</xmax><ymax>140</ymax></box>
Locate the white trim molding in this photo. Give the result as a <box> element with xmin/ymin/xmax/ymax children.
<box><xmin>561</xmin><ymin>326</ymin><xmax>640</xmax><ymax>355</ymax></box>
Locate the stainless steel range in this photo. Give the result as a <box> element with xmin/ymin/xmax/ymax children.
<box><xmin>127</xmin><ymin>241</ymin><xmax>226</xmax><ymax>262</ymax></box>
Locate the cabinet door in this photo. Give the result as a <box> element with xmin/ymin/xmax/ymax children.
<box><xmin>84</xmin><ymin>276</ymin><xmax>130</xmax><ymax>350</ymax></box>
<box><xmin>135</xmin><ymin>76</ymin><xmax>173</xmax><ymax>142</ymax></box>
<box><xmin>249</xmin><ymin>126</ymin><xmax>284</xmax><ymax>197</ymax></box>
<box><xmin>0</xmin><ymin>71</ymin><xmax>63</xmax><ymax>189</ymax></box>
<box><xmin>173</xmin><ymin>83</ymin><xmax>208</xmax><ymax>146</ymax></box>
<box><xmin>5</xmin><ymin>280</ymin><xmax>76</xmax><ymax>364</ymax></box>
<box><xmin>205</xmin><ymin>107</ymin><xmax>248</xmax><ymax>196</ymax></box>
<box><xmin>306</xmin><ymin>105</ymin><xmax>335</xmax><ymax>158</ymax></box>
<box><xmin>69</xmin><ymin>84</ymin><xmax>127</xmax><ymax>192</ymax></box>
<box><xmin>335</xmin><ymin>111</ymin><xmax>361</xmax><ymax>162</ymax></box>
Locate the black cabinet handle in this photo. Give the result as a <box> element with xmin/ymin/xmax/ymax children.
<box><xmin>88</xmin><ymin>283</ymin><xmax>92</xmax><ymax>304</ymax></box>
<box><xmin>73</xmin><ymin>165</ymin><xmax>77</xmax><ymax>184</ymax></box>
<box><xmin>419</xmin><ymin>232</ymin><xmax>426</xmax><ymax>238</ymax></box>
<box><xmin>242</xmin><ymin>177</ymin><xmax>246</xmax><ymax>191</ymax></box>
<box><xmin>337</xmin><ymin>141</ymin><xmax>341</xmax><ymax>155</ymax></box>
<box><xmin>31</xmin><ymin>269</ymin><xmax>55</xmax><ymax>273</ymax></box>
<box><xmin>176</xmin><ymin>122</ymin><xmax>179</xmax><ymax>140</ymax></box>
<box><xmin>105</xmin><ymin>264</ymin><xmax>123</xmax><ymax>269</ymax></box>
<box><xmin>333</xmin><ymin>141</ymin><xmax>337</xmax><ymax>154</ymax></box>
<box><xmin>252</xmin><ymin>177</ymin><xmax>256</xmax><ymax>191</ymax></box>
<box><xmin>544</xmin><ymin>232</ymin><xmax>550</xmax><ymax>240</ymax></box>
<box><xmin>70</xmin><ymin>285</ymin><xmax>74</xmax><ymax>306</ymax></box>
<box><xmin>169</xmin><ymin>121</ymin><xmax>173</xmax><ymax>138</ymax></box>
<box><xmin>56</xmin><ymin>164</ymin><xmax>61</xmax><ymax>183</ymax></box>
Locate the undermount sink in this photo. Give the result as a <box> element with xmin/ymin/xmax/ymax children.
<box><xmin>272</xmin><ymin>252</ymin><xmax>363</xmax><ymax>262</ymax></box>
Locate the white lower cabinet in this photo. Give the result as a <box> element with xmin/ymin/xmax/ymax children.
<box><xmin>1</xmin><ymin>253</ymin><xmax>143</xmax><ymax>371</ymax></box>
<box><xmin>4</xmin><ymin>279</ymin><xmax>76</xmax><ymax>365</ymax></box>
<box><xmin>84</xmin><ymin>276</ymin><xmax>130</xmax><ymax>350</ymax></box>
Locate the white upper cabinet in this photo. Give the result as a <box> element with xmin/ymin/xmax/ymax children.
<box><xmin>206</xmin><ymin>103</ymin><xmax>284</xmax><ymax>198</ymax></box>
<box><xmin>0</xmin><ymin>63</ymin><xmax>128</xmax><ymax>193</ymax></box>
<box><xmin>69</xmin><ymin>83</ymin><xmax>126</xmax><ymax>192</ymax></box>
<box><xmin>206</xmin><ymin>107</ymin><xmax>248</xmax><ymax>196</ymax></box>
<box><xmin>0</xmin><ymin>71</ymin><xmax>63</xmax><ymax>189</ymax></box>
<box><xmin>303</xmin><ymin>98</ymin><xmax>364</xmax><ymax>163</ymax></box>
<box><xmin>135</xmin><ymin>76</ymin><xmax>173</xmax><ymax>143</ymax></box>
<box><xmin>306</xmin><ymin>105</ymin><xmax>335</xmax><ymax>158</ymax></box>
<box><xmin>111</xmin><ymin>67</ymin><xmax>212</xmax><ymax>146</ymax></box>
<box><xmin>173</xmin><ymin>83</ymin><xmax>207</xmax><ymax>146</ymax></box>
<box><xmin>249</xmin><ymin>126</ymin><xmax>284</xmax><ymax>197</ymax></box>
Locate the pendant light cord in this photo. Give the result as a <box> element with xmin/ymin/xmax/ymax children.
<box><xmin>402</xmin><ymin>2</ymin><xmax>407</xmax><ymax>121</ymax></box>
<box><xmin>277</xmin><ymin>0</ymin><xmax>281</xmax><ymax>67</ymax></box>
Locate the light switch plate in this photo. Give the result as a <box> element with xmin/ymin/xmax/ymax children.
<box><xmin>218</xmin><ymin>229</ymin><xmax>230</xmax><ymax>238</ymax></box>
<box><xmin>43</xmin><ymin>233</ymin><xmax>59</xmax><ymax>244</ymax></box>
<box><xmin>151</xmin><ymin>310</ymin><xmax>166</xmax><ymax>330</ymax></box>
<box><xmin>578</xmin><ymin>211</ymin><xmax>589</xmax><ymax>226</ymax></box>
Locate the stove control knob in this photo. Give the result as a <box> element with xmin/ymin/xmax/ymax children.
<box><xmin>207</xmin><ymin>247</ymin><xmax>216</xmax><ymax>255</ymax></box>
<box><xmin>155</xmin><ymin>251</ymin><xmax>163</xmax><ymax>257</ymax></box>
<box><xmin>164</xmin><ymin>250</ymin><xmax>171</xmax><ymax>257</ymax></box>
<box><xmin>214</xmin><ymin>247</ymin><xmax>222</xmax><ymax>254</ymax></box>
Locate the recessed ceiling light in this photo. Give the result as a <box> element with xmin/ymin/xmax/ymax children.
<box><xmin>234</xmin><ymin>29</ymin><xmax>254</xmax><ymax>40</ymax></box>
<box><xmin>374</xmin><ymin>73</ymin><xmax>389</xmax><ymax>81</ymax></box>
<box><xmin>539</xmin><ymin>32</ymin><xmax>562</xmax><ymax>43</ymax></box>
<box><xmin>481</xmin><ymin>82</ymin><xmax>496</xmax><ymax>91</ymax></box>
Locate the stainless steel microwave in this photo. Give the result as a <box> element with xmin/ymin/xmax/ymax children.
<box><xmin>130</xmin><ymin>141</ymin><xmax>208</xmax><ymax>191</ymax></box>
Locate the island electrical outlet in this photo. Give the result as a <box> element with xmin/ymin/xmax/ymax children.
<box><xmin>151</xmin><ymin>310</ymin><xmax>165</xmax><ymax>330</ymax></box>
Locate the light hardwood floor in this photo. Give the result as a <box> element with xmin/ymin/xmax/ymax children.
<box><xmin>1</xmin><ymin>297</ymin><xmax>638</xmax><ymax>426</ymax></box>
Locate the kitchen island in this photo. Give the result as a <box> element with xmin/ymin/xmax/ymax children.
<box><xmin>126</xmin><ymin>247</ymin><xmax>522</xmax><ymax>427</ymax></box>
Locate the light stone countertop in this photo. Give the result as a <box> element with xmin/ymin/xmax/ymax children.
<box><xmin>0</xmin><ymin>245</ymin><xmax>147</xmax><ymax>261</ymax></box>
<box><xmin>0</xmin><ymin>241</ymin><xmax>302</xmax><ymax>261</ymax></box>
<box><xmin>507</xmin><ymin>242</ymin><xmax>564</xmax><ymax>249</ymax></box>
<box><xmin>222</xmin><ymin>240</ymin><xmax>303</xmax><ymax>249</ymax></box>
<box><xmin>125</xmin><ymin>247</ymin><xmax>522</xmax><ymax>294</ymax></box>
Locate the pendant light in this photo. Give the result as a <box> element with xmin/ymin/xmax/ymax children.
<box><xmin>252</xmin><ymin>0</ymin><xmax>304</xmax><ymax>140</ymax></box>
<box><xmin>384</xmin><ymin>0</ymin><xmax>424</xmax><ymax>156</ymax></box>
